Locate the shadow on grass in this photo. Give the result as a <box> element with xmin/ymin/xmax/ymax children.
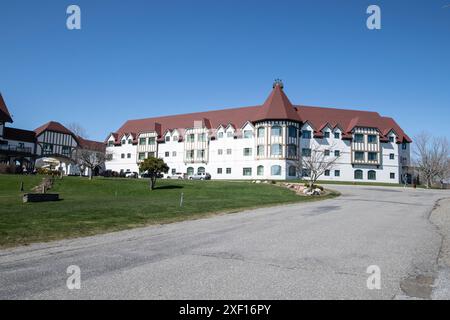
<box><xmin>154</xmin><ymin>185</ymin><xmax>184</xmax><ymax>190</ymax></box>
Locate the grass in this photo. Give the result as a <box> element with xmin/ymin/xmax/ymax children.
<box><xmin>0</xmin><ymin>174</ymin><xmax>339</xmax><ymax>248</ymax></box>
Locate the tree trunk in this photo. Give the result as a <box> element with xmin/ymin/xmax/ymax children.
<box><xmin>150</xmin><ymin>177</ymin><xmax>156</xmax><ymax>190</ymax></box>
<box><xmin>89</xmin><ymin>168</ymin><xmax>93</xmax><ymax>180</ymax></box>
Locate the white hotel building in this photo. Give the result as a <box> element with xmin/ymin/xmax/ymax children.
<box><xmin>105</xmin><ymin>82</ymin><xmax>412</xmax><ymax>183</ymax></box>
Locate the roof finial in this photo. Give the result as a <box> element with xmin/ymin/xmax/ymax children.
<box><xmin>273</xmin><ymin>78</ymin><xmax>284</xmax><ymax>89</ymax></box>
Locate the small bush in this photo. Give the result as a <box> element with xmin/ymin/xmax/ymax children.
<box><xmin>36</xmin><ymin>168</ymin><xmax>60</xmax><ymax>176</ymax></box>
<box><xmin>0</xmin><ymin>163</ymin><xmax>17</xmax><ymax>174</ymax></box>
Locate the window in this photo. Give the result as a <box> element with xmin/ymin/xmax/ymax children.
<box><xmin>368</xmin><ymin>135</ymin><xmax>377</xmax><ymax>144</ymax></box>
<box><xmin>198</xmin><ymin>133</ymin><xmax>206</xmax><ymax>142</ymax></box>
<box><xmin>402</xmin><ymin>143</ymin><xmax>407</xmax><ymax>150</ymax></box>
<box><xmin>198</xmin><ymin>167</ymin><xmax>205</xmax><ymax>174</ymax></box>
<box><xmin>218</xmin><ymin>132</ymin><xmax>224</xmax><ymax>139</ymax></box>
<box><xmin>149</xmin><ymin>137</ymin><xmax>156</xmax><ymax>145</ymax></box>
<box><xmin>257</xmin><ymin>127</ymin><xmax>265</xmax><ymax>138</ymax></box>
<box><xmin>243</xmin><ymin>168</ymin><xmax>252</xmax><ymax>176</ymax></box>
<box><xmin>368</xmin><ymin>170</ymin><xmax>376</xmax><ymax>180</ymax></box>
<box><xmin>257</xmin><ymin>165</ymin><xmax>264</xmax><ymax>176</ymax></box>
<box><xmin>165</xmin><ymin>136</ymin><xmax>170</xmax><ymax>142</ymax></box>
<box><xmin>355</xmin><ymin>151</ymin><xmax>364</xmax><ymax>161</ymax></box>
<box><xmin>187</xmin><ymin>134</ymin><xmax>195</xmax><ymax>142</ymax></box>
<box><xmin>324</xmin><ymin>131</ymin><xmax>330</xmax><ymax>138</ymax></box>
<box><xmin>302</xmin><ymin>169</ymin><xmax>310</xmax><ymax>177</ymax></box>
<box><xmin>173</xmin><ymin>136</ymin><xmax>178</xmax><ymax>141</ymax></box>
<box><xmin>334</xmin><ymin>170</ymin><xmax>340</xmax><ymax>177</ymax></box>
<box><xmin>271</xmin><ymin>126</ymin><xmax>282</xmax><ymax>137</ymax></box>
<box><xmin>271</xmin><ymin>165</ymin><xmax>281</xmax><ymax>176</ymax></box>
<box><xmin>324</xmin><ymin>170</ymin><xmax>330</xmax><ymax>176</ymax></box>
<box><xmin>302</xmin><ymin>130</ymin><xmax>311</xmax><ymax>139</ymax></box>
<box><xmin>227</xmin><ymin>131</ymin><xmax>233</xmax><ymax>138</ymax></box>
<box><xmin>287</xmin><ymin>145</ymin><xmax>297</xmax><ymax>157</ymax></box>
<box><xmin>121</xmin><ymin>139</ymin><xmax>126</xmax><ymax>145</ymax></box>
<box><xmin>288</xmin><ymin>166</ymin><xmax>296</xmax><ymax>177</ymax></box>
<box><xmin>226</xmin><ymin>148</ymin><xmax>232</xmax><ymax>155</ymax></box>
<box><xmin>257</xmin><ymin>145</ymin><xmax>265</xmax><ymax>156</ymax></box>
<box><xmin>368</xmin><ymin>152</ymin><xmax>377</xmax><ymax>161</ymax></box>
<box><xmin>243</xmin><ymin>130</ymin><xmax>252</xmax><ymax>139</ymax></box>
<box><xmin>128</xmin><ymin>139</ymin><xmax>132</xmax><ymax>144</ymax></box>
<box><xmin>302</xmin><ymin>148</ymin><xmax>311</xmax><ymax>157</ymax></box>
<box><xmin>138</xmin><ymin>152</ymin><xmax>145</xmax><ymax>160</ymax></box>
<box><xmin>389</xmin><ymin>136</ymin><xmax>395</xmax><ymax>143</ymax></box>
<box><xmin>390</xmin><ymin>172</ymin><xmax>396</xmax><ymax>179</ymax></box>
<box><xmin>217</xmin><ymin>168</ymin><xmax>222</xmax><ymax>174</ymax></box>
<box><xmin>354</xmin><ymin>134</ymin><xmax>364</xmax><ymax>143</ymax></box>
<box><xmin>271</xmin><ymin>144</ymin><xmax>282</xmax><ymax>156</ymax></box>
<box><xmin>324</xmin><ymin>150</ymin><xmax>330</xmax><ymax>156</ymax></box>
<box><xmin>243</xmin><ymin>148</ymin><xmax>252</xmax><ymax>156</ymax></box>
<box><xmin>62</xmin><ymin>146</ymin><xmax>70</xmax><ymax>156</ymax></box>
<box><xmin>197</xmin><ymin>149</ymin><xmax>205</xmax><ymax>158</ymax></box>
<box><xmin>187</xmin><ymin>167</ymin><xmax>194</xmax><ymax>176</ymax></box>
<box><xmin>226</xmin><ymin>168</ymin><xmax>231</xmax><ymax>174</ymax></box>
<box><xmin>288</xmin><ymin>126</ymin><xmax>297</xmax><ymax>138</ymax></box>
<box><xmin>127</xmin><ymin>153</ymin><xmax>131</xmax><ymax>158</ymax></box>
<box><xmin>186</xmin><ymin>150</ymin><xmax>194</xmax><ymax>159</ymax></box>
<box><xmin>354</xmin><ymin>170</ymin><xmax>363</xmax><ymax>180</ymax></box>
<box><xmin>172</xmin><ymin>151</ymin><xmax>177</xmax><ymax>157</ymax></box>
<box><xmin>334</xmin><ymin>132</ymin><xmax>340</xmax><ymax>139</ymax></box>
<box><xmin>121</xmin><ymin>153</ymin><xmax>125</xmax><ymax>159</ymax></box>
<box><xmin>149</xmin><ymin>152</ymin><xmax>156</xmax><ymax>158</ymax></box>
<box><xmin>139</xmin><ymin>137</ymin><xmax>146</xmax><ymax>145</ymax></box>
<box><xmin>218</xmin><ymin>149</ymin><xmax>223</xmax><ymax>155</ymax></box>
<box><xmin>334</xmin><ymin>150</ymin><xmax>340</xmax><ymax>157</ymax></box>
<box><xmin>108</xmin><ymin>141</ymin><xmax>114</xmax><ymax>147</ymax></box>
<box><xmin>165</xmin><ymin>152</ymin><xmax>170</xmax><ymax>157</ymax></box>
<box><xmin>389</xmin><ymin>153</ymin><xmax>395</xmax><ymax>160</ymax></box>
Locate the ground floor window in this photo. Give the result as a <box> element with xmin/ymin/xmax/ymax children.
<box><xmin>334</xmin><ymin>170</ymin><xmax>340</xmax><ymax>177</ymax></box>
<box><xmin>288</xmin><ymin>166</ymin><xmax>296</xmax><ymax>176</ymax></box>
<box><xmin>257</xmin><ymin>165</ymin><xmax>264</xmax><ymax>176</ymax></box>
<box><xmin>390</xmin><ymin>172</ymin><xmax>395</xmax><ymax>179</ymax></box>
<box><xmin>217</xmin><ymin>168</ymin><xmax>222</xmax><ymax>174</ymax></box>
<box><xmin>354</xmin><ymin>169</ymin><xmax>363</xmax><ymax>180</ymax></box>
<box><xmin>198</xmin><ymin>167</ymin><xmax>205</xmax><ymax>174</ymax></box>
<box><xmin>324</xmin><ymin>169</ymin><xmax>330</xmax><ymax>176</ymax></box>
<box><xmin>171</xmin><ymin>168</ymin><xmax>176</xmax><ymax>175</ymax></box>
<box><xmin>368</xmin><ymin>170</ymin><xmax>376</xmax><ymax>180</ymax></box>
<box><xmin>138</xmin><ymin>152</ymin><xmax>145</xmax><ymax>160</ymax></box>
<box><xmin>187</xmin><ymin>167</ymin><xmax>194</xmax><ymax>176</ymax></box>
<box><xmin>271</xmin><ymin>165</ymin><xmax>281</xmax><ymax>176</ymax></box>
<box><xmin>226</xmin><ymin>168</ymin><xmax>231</xmax><ymax>174</ymax></box>
<box><xmin>243</xmin><ymin>168</ymin><xmax>252</xmax><ymax>176</ymax></box>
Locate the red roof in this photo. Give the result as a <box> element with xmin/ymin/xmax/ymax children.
<box><xmin>0</xmin><ymin>94</ymin><xmax>13</xmax><ymax>123</ymax></box>
<box><xmin>3</xmin><ymin>127</ymin><xmax>36</xmax><ymax>143</ymax></box>
<box><xmin>34</xmin><ymin>121</ymin><xmax>76</xmax><ymax>138</ymax></box>
<box><xmin>78</xmin><ymin>136</ymin><xmax>106</xmax><ymax>152</ymax></box>
<box><xmin>111</xmin><ymin>84</ymin><xmax>412</xmax><ymax>143</ymax></box>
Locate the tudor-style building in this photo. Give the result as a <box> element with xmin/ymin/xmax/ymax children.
<box><xmin>105</xmin><ymin>81</ymin><xmax>412</xmax><ymax>183</ymax></box>
<box><xmin>0</xmin><ymin>94</ymin><xmax>105</xmax><ymax>175</ymax></box>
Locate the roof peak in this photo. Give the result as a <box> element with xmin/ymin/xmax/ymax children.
<box><xmin>0</xmin><ymin>93</ymin><xmax>13</xmax><ymax>123</ymax></box>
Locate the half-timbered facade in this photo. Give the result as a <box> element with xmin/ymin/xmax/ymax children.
<box><xmin>105</xmin><ymin>81</ymin><xmax>412</xmax><ymax>183</ymax></box>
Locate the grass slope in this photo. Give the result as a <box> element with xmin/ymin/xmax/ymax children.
<box><xmin>0</xmin><ymin>175</ymin><xmax>338</xmax><ymax>247</ymax></box>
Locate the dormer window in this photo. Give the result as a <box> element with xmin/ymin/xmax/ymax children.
<box><xmin>128</xmin><ymin>139</ymin><xmax>132</xmax><ymax>144</ymax></box>
<box><xmin>334</xmin><ymin>132</ymin><xmax>340</xmax><ymax>139</ymax></box>
<box><xmin>108</xmin><ymin>141</ymin><xmax>114</xmax><ymax>147</ymax></box>
<box><xmin>324</xmin><ymin>131</ymin><xmax>330</xmax><ymax>138</ymax></box>
<box><xmin>165</xmin><ymin>136</ymin><xmax>170</xmax><ymax>142</ymax></box>
<box><xmin>227</xmin><ymin>131</ymin><xmax>233</xmax><ymax>138</ymax></box>
<box><xmin>389</xmin><ymin>136</ymin><xmax>395</xmax><ymax>143</ymax></box>
<box><xmin>218</xmin><ymin>132</ymin><xmax>224</xmax><ymax>139</ymax></box>
<box><xmin>173</xmin><ymin>136</ymin><xmax>178</xmax><ymax>141</ymax></box>
<box><xmin>243</xmin><ymin>130</ymin><xmax>252</xmax><ymax>139</ymax></box>
<box><xmin>121</xmin><ymin>139</ymin><xmax>126</xmax><ymax>145</ymax></box>
<box><xmin>302</xmin><ymin>130</ymin><xmax>311</xmax><ymax>139</ymax></box>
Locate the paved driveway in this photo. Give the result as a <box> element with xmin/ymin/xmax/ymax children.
<box><xmin>0</xmin><ymin>185</ymin><xmax>448</xmax><ymax>299</ymax></box>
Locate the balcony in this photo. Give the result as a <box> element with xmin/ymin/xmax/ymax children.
<box><xmin>0</xmin><ymin>144</ymin><xmax>33</xmax><ymax>155</ymax></box>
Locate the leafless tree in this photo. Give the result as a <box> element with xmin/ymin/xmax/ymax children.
<box><xmin>74</xmin><ymin>148</ymin><xmax>107</xmax><ymax>180</ymax></box>
<box><xmin>295</xmin><ymin>141</ymin><xmax>340</xmax><ymax>190</ymax></box>
<box><xmin>413</xmin><ymin>132</ymin><xmax>449</xmax><ymax>188</ymax></box>
<box><xmin>67</xmin><ymin>122</ymin><xmax>88</xmax><ymax>139</ymax></box>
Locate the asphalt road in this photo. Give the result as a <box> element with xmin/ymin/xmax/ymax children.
<box><xmin>0</xmin><ymin>185</ymin><xmax>448</xmax><ymax>299</ymax></box>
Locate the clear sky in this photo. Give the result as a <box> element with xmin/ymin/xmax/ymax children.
<box><xmin>1</xmin><ymin>0</ymin><xmax>449</xmax><ymax>141</ymax></box>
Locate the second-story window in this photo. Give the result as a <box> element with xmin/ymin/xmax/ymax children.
<box><xmin>355</xmin><ymin>151</ymin><xmax>364</xmax><ymax>161</ymax></box>
<box><xmin>257</xmin><ymin>145</ymin><xmax>264</xmax><ymax>156</ymax></box>
<box><xmin>402</xmin><ymin>142</ymin><xmax>407</xmax><ymax>150</ymax></box>
<box><xmin>272</xmin><ymin>126</ymin><xmax>282</xmax><ymax>137</ymax></box>
<box><xmin>197</xmin><ymin>149</ymin><xmax>205</xmax><ymax>158</ymax></box>
<box><xmin>243</xmin><ymin>148</ymin><xmax>252</xmax><ymax>156</ymax></box>
<box><xmin>257</xmin><ymin>127</ymin><xmax>265</xmax><ymax>138</ymax></box>
<box><xmin>165</xmin><ymin>152</ymin><xmax>170</xmax><ymax>157</ymax></box>
<box><xmin>127</xmin><ymin>153</ymin><xmax>131</xmax><ymax>158</ymax></box>
<box><xmin>354</xmin><ymin>134</ymin><xmax>364</xmax><ymax>143</ymax></box>
<box><xmin>302</xmin><ymin>130</ymin><xmax>311</xmax><ymax>139</ymax></box>
<box><xmin>187</xmin><ymin>134</ymin><xmax>195</xmax><ymax>142</ymax></box>
<box><xmin>368</xmin><ymin>152</ymin><xmax>377</xmax><ymax>161</ymax></box>
<box><xmin>186</xmin><ymin>150</ymin><xmax>194</xmax><ymax>159</ymax></box>
<box><xmin>226</xmin><ymin>148</ymin><xmax>232</xmax><ymax>155</ymax></box>
<box><xmin>288</xmin><ymin>126</ymin><xmax>297</xmax><ymax>138</ymax></box>
<box><xmin>287</xmin><ymin>144</ymin><xmax>297</xmax><ymax>157</ymax></box>
<box><xmin>324</xmin><ymin>150</ymin><xmax>330</xmax><ymax>156</ymax></box>
<box><xmin>198</xmin><ymin>133</ymin><xmax>206</xmax><ymax>142</ymax></box>
<box><xmin>149</xmin><ymin>137</ymin><xmax>156</xmax><ymax>145</ymax></box>
<box><xmin>368</xmin><ymin>135</ymin><xmax>377</xmax><ymax>144</ymax></box>
<box><xmin>271</xmin><ymin>144</ymin><xmax>282</xmax><ymax>156</ymax></box>
<box><xmin>302</xmin><ymin>148</ymin><xmax>311</xmax><ymax>157</ymax></box>
<box><xmin>139</xmin><ymin>138</ymin><xmax>146</xmax><ymax>145</ymax></box>
<box><xmin>218</xmin><ymin>149</ymin><xmax>223</xmax><ymax>155</ymax></box>
<box><xmin>334</xmin><ymin>150</ymin><xmax>340</xmax><ymax>157</ymax></box>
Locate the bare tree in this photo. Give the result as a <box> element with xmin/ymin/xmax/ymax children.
<box><xmin>74</xmin><ymin>149</ymin><xmax>107</xmax><ymax>180</ymax></box>
<box><xmin>296</xmin><ymin>141</ymin><xmax>340</xmax><ymax>190</ymax></box>
<box><xmin>67</xmin><ymin>122</ymin><xmax>88</xmax><ymax>139</ymax></box>
<box><xmin>413</xmin><ymin>132</ymin><xmax>449</xmax><ymax>188</ymax></box>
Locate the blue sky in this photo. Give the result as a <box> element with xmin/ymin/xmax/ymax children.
<box><xmin>1</xmin><ymin>0</ymin><xmax>449</xmax><ymax>141</ymax></box>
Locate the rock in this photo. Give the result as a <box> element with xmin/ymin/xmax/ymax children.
<box><xmin>255</xmin><ymin>180</ymin><xmax>261</xmax><ymax>184</ymax></box>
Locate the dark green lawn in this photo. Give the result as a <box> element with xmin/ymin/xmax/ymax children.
<box><xmin>0</xmin><ymin>174</ymin><xmax>338</xmax><ymax>247</ymax></box>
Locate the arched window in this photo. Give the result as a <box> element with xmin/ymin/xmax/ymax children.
<box><xmin>197</xmin><ymin>167</ymin><xmax>205</xmax><ymax>174</ymax></box>
<box><xmin>271</xmin><ymin>126</ymin><xmax>282</xmax><ymax>137</ymax></box>
<box><xmin>354</xmin><ymin>169</ymin><xmax>363</xmax><ymax>180</ymax></box>
<box><xmin>368</xmin><ymin>170</ymin><xmax>376</xmax><ymax>180</ymax></box>
<box><xmin>187</xmin><ymin>167</ymin><xmax>194</xmax><ymax>176</ymax></box>
<box><xmin>257</xmin><ymin>127</ymin><xmax>265</xmax><ymax>138</ymax></box>
<box><xmin>271</xmin><ymin>165</ymin><xmax>281</xmax><ymax>176</ymax></box>
<box><xmin>257</xmin><ymin>165</ymin><xmax>264</xmax><ymax>176</ymax></box>
<box><xmin>288</xmin><ymin>166</ymin><xmax>296</xmax><ymax>177</ymax></box>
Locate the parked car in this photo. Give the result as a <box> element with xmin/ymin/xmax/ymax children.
<box><xmin>125</xmin><ymin>171</ymin><xmax>138</xmax><ymax>178</ymax></box>
<box><xmin>140</xmin><ymin>172</ymin><xmax>164</xmax><ymax>178</ymax></box>
<box><xmin>166</xmin><ymin>172</ymin><xmax>185</xmax><ymax>180</ymax></box>
<box><xmin>189</xmin><ymin>172</ymin><xmax>211</xmax><ymax>180</ymax></box>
